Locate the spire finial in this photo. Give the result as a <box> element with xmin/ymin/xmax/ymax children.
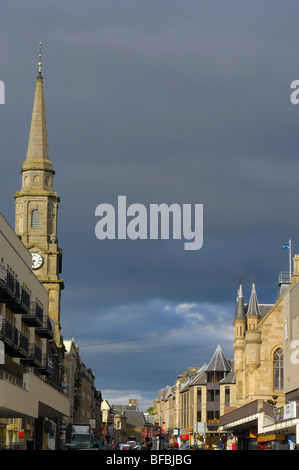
<box><xmin>38</xmin><ymin>41</ymin><xmax>42</xmax><ymax>77</ymax></box>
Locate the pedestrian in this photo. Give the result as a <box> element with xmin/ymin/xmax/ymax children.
<box><xmin>217</xmin><ymin>438</ymin><xmax>225</xmax><ymax>450</ymax></box>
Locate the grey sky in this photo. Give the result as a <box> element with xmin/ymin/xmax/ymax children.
<box><xmin>1</xmin><ymin>0</ymin><xmax>299</xmax><ymax>409</ymax></box>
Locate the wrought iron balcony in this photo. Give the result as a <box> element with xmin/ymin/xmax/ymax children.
<box><xmin>1</xmin><ymin>319</ymin><xmax>18</xmax><ymax>349</ymax></box>
<box><xmin>35</xmin><ymin>316</ymin><xmax>55</xmax><ymax>339</ymax></box>
<box><xmin>19</xmin><ymin>331</ymin><xmax>29</xmax><ymax>356</ymax></box>
<box><xmin>0</xmin><ymin>319</ymin><xmax>30</xmax><ymax>358</ymax></box>
<box><xmin>20</xmin><ymin>343</ymin><xmax>42</xmax><ymax>367</ymax></box>
<box><xmin>0</xmin><ymin>264</ymin><xmax>31</xmax><ymax>314</ymax></box>
<box><xmin>22</xmin><ymin>302</ymin><xmax>43</xmax><ymax>327</ymax></box>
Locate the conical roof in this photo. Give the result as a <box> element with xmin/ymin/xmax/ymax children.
<box><xmin>247</xmin><ymin>282</ymin><xmax>260</xmax><ymax>317</ymax></box>
<box><xmin>206</xmin><ymin>345</ymin><xmax>231</xmax><ymax>372</ymax></box>
<box><xmin>234</xmin><ymin>283</ymin><xmax>246</xmax><ymax>320</ymax></box>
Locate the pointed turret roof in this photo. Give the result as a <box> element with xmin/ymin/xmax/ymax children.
<box><xmin>22</xmin><ymin>42</ymin><xmax>53</xmax><ymax>174</ymax></box>
<box><xmin>206</xmin><ymin>345</ymin><xmax>231</xmax><ymax>372</ymax></box>
<box><xmin>247</xmin><ymin>282</ymin><xmax>261</xmax><ymax>317</ymax></box>
<box><xmin>234</xmin><ymin>282</ymin><xmax>246</xmax><ymax>321</ymax></box>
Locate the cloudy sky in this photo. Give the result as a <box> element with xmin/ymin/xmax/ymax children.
<box><xmin>1</xmin><ymin>0</ymin><xmax>299</xmax><ymax>410</ymax></box>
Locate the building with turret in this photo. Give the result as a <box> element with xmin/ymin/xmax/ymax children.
<box><xmin>220</xmin><ymin>258</ymin><xmax>299</xmax><ymax>449</ymax></box>
<box><xmin>232</xmin><ymin>281</ymin><xmax>283</xmax><ymax>408</ymax></box>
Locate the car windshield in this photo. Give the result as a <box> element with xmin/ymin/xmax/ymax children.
<box><xmin>73</xmin><ymin>434</ymin><xmax>90</xmax><ymax>442</ymax></box>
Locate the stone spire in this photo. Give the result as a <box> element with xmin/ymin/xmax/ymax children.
<box><xmin>247</xmin><ymin>282</ymin><xmax>261</xmax><ymax>317</ymax></box>
<box><xmin>22</xmin><ymin>41</ymin><xmax>53</xmax><ymax>175</ymax></box>
<box><xmin>234</xmin><ymin>282</ymin><xmax>246</xmax><ymax>321</ymax></box>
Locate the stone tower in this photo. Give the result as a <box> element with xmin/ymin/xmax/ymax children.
<box><xmin>14</xmin><ymin>44</ymin><xmax>64</xmax><ymax>345</ymax></box>
<box><xmin>233</xmin><ymin>282</ymin><xmax>246</xmax><ymax>406</ymax></box>
<box><xmin>245</xmin><ymin>282</ymin><xmax>262</xmax><ymax>372</ymax></box>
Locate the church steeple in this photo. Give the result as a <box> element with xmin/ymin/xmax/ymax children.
<box><xmin>14</xmin><ymin>43</ymin><xmax>63</xmax><ymax>345</ymax></box>
<box><xmin>22</xmin><ymin>42</ymin><xmax>54</xmax><ymax>178</ymax></box>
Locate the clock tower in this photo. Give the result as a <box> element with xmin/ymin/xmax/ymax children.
<box><xmin>14</xmin><ymin>44</ymin><xmax>64</xmax><ymax>345</ymax></box>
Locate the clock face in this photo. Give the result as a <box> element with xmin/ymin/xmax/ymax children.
<box><xmin>31</xmin><ymin>252</ymin><xmax>43</xmax><ymax>270</ymax></box>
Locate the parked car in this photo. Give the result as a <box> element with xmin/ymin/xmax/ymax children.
<box><xmin>118</xmin><ymin>442</ymin><xmax>131</xmax><ymax>450</ymax></box>
<box><xmin>180</xmin><ymin>444</ymin><xmax>205</xmax><ymax>450</ymax></box>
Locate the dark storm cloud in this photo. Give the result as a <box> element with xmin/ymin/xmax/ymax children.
<box><xmin>1</xmin><ymin>0</ymin><xmax>299</xmax><ymax>408</ymax></box>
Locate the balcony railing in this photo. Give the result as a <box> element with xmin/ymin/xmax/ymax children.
<box><xmin>27</xmin><ymin>344</ymin><xmax>42</xmax><ymax>365</ymax></box>
<box><xmin>0</xmin><ymin>370</ymin><xmax>27</xmax><ymax>390</ymax></box>
<box><xmin>19</xmin><ymin>331</ymin><xmax>29</xmax><ymax>355</ymax></box>
<box><xmin>278</xmin><ymin>271</ymin><xmax>291</xmax><ymax>284</ymax></box>
<box><xmin>0</xmin><ymin>319</ymin><xmax>29</xmax><ymax>357</ymax></box>
<box><xmin>35</xmin><ymin>317</ymin><xmax>55</xmax><ymax>339</ymax></box>
<box><xmin>21</xmin><ymin>287</ymin><xmax>30</xmax><ymax>311</ymax></box>
<box><xmin>0</xmin><ymin>265</ymin><xmax>31</xmax><ymax>314</ymax></box>
<box><xmin>22</xmin><ymin>302</ymin><xmax>43</xmax><ymax>327</ymax></box>
<box><xmin>1</xmin><ymin>319</ymin><xmax>18</xmax><ymax>349</ymax></box>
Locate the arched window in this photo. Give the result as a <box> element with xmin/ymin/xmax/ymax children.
<box><xmin>273</xmin><ymin>347</ymin><xmax>283</xmax><ymax>390</ymax></box>
<box><xmin>31</xmin><ymin>209</ymin><xmax>40</xmax><ymax>228</ymax></box>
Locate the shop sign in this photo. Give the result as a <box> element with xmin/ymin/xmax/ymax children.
<box><xmin>257</xmin><ymin>433</ymin><xmax>285</xmax><ymax>442</ymax></box>
<box><xmin>284</xmin><ymin>402</ymin><xmax>297</xmax><ymax>420</ymax></box>
<box><xmin>257</xmin><ymin>434</ymin><xmax>276</xmax><ymax>442</ymax></box>
<box><xmin>142</xmin><ymin>427</ymin><xmax>153</xmax><ymax>441</ymax></box>
<box><xmin>7</xmin><ymin>424</ymin><xmax>18</xmax><ymax>431</ymax></box>
<box><xmin>101</xmin><ymin>425</ymin><xmax>108</xmax><ymax>436</ymax></box>
<box><xmin>47</xmin><ymin>355</ymin><xmax>54</xmax><ymax>371</ymax></box>
<box><xmin>154</xmin><ymin>425</ymin><xmax>161</xmax><ymax>435</ymax></box>
<box><xmin>195</xmin><ymin>422</ymin><xmax>206</xmax><ymax>434</ymax></box>
<box><xmin>274</xmin><ymin>401</ymin><xmax>296</xmax><ymax>423</ymax></box>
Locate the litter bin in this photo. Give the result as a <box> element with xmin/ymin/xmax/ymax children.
<box><xmin>26</xmin><ymin>439</ymin><xmax>35</xmax><ymax>450</ymax></box>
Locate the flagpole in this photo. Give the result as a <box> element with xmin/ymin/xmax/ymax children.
<box><xmin>290</xmin><ymin>239</ymin><xmax>292</xmax><ymax>280</ymax></box>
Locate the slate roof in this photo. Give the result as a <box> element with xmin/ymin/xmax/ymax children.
<box><xmin>220</xmin><ymin>361</ymin><xmax>235</xmax><ymax>384</ymax></box>
<box><xmin>234</xmin><ymin>284</ymin><xmax>246</xmax><ymax>320</ymax></box>
<box><xmin>244</xmin><ymin>303</ymin><xmax>273</xmax><ymax>319</ymax></box>
<box><xmin>206</xmin><ymin>345</ymin><xmax>231</xmax><ymax>372</ymax></box>
<box><xmin>155</xmin><ymin>385</ymin><xmax>173</xmax><ymax>401</ymax></box>
<box><xmin>247</xmin><ymin>282</ymin><xmax>260</xmax><ymax>317</ymax></box>
<box><xmin>123</xmin><ymin>410</ymin><xmax>147</xmax><ymax>428</ymax></box>
<box><xmin>180</xmin><ymin>364</ymin><xmax>207</xmax><ymax>391</ymax></box>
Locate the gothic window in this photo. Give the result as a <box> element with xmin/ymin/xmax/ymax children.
<box><xmin>273</xmin><ymin>347</ymin><xmax>283</xmax><ymax>390</ymax></box>
<box><xmin>31</xmin><ymin>209</ymin><xmax>40</xmax><ymax>228</ymax></box>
